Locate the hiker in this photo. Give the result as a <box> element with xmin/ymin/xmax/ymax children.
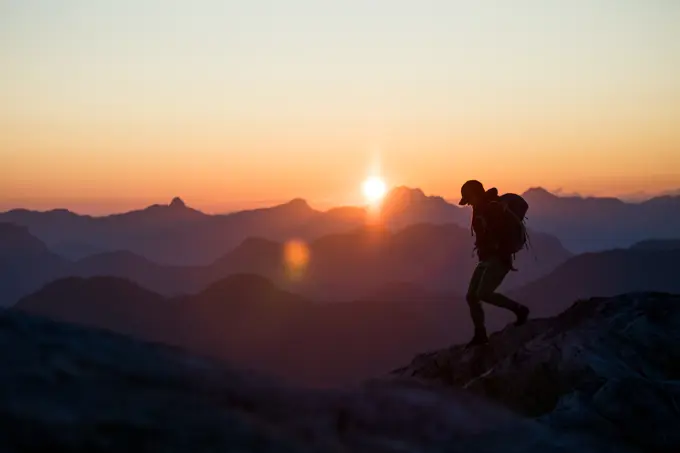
<box><xmin>458</xmin><ymin>180</ymin><xmax>530</xmax><ymax>347</ymax></box>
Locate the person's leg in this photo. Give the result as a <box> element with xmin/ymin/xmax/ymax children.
<box><xmin>475</xmin><ymin>258</ymin><xmax>529</xmax><ymax>325</ymax></box>
<box><xmin>465</xmin><ymin>262</ymin><xmax>489</xmax><ymax>345</ymax></box>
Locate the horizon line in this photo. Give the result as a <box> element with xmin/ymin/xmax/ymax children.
<box><xmin>2</xmin><ymin>185</ymin><xmax>679</xmax><ymax>217</ymax></box>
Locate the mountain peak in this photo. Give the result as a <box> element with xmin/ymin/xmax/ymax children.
<box><xmin>169</xmin><ymin>197</ymin><xmax>186</xmax><ymax>209</ymax></box>
<box><xmin>198</xmin><ymin>273</ymin><xmax>306</xmax><ymax>306</ymax></box>
<box><xmin>388</xmin><ymin>186</ymin><xmax>426</xmax><ymax>199</ymax></box>
<box><xmin>522</xmin><ymin>187</ymin><xmax>556</xmax><ymax>199</ymax></box>
<box><xmin>277</xmin><ymin>198</ymin><xmax>315</xmax><ymax>214</ymax></box>
<box><xmin>382</xmin><ymin>186</ymin><xmax>453</xmax><ymax>215</ymax></box>
<box><xmin>286</xmin><ymin>197</ymin><xmax>310</xmax><ymax>207</ymax></box>
<box><xmin>382</xmin><ymin>187</ymin><xmax>427</xmax><ymax>208</ymax></box>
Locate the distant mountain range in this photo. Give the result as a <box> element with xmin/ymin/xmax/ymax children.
<box><xmin>629</xmin><ymin>238</ymin><xmax>680</xmax><ymax>251</ymax></box>
<box><xmin>0</xmin><ymin>188</ymin><xmax>467</xmax><ymax>265</ymax></box>
<box><xmin>15</xmin><ymin>275</ymin><xmax>462</xmax><ymax>386</ymax></box>
<box><xmin>4</xmin><ymin>184</ymin><xmax>680</xmax><ymax>386</ymax></box>
<box><xmin>521</xmin><ymin>187</ymin><xmax>680</xmax><ymax>252</ymax></box>
<box><xmin>4</xmin><ymin>194</ymin><xmax>677</xmax><ymax>441</ymax></box>
<box><xmin>513</xmin><ymin>248</ymin><xmax>680</xmax><ymax>317</ymax></box>
<box><xmin>0</xmin><ymin>221</ymin><xmax>570</xmax><ymax>306</ymax></box>
<box><xmin>0</xmin><ymin>223</ymin><xmax>66</xmax><ymax>309</ymax></box>
<box><xmin>14</xmin><ymin>238</ymin><xmax>680</xmax><ymax>386</ymax></box>
<box><xmin>2</xmin><ymin>186</ymin><xmax>678</xmax><ymax>265</ymax></box>
<box><xmin>0</xmin><ymin>196</ymin><xmax>315</xmax><ymax>265</ymax></box>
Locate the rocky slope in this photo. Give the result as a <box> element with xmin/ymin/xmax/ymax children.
<box><xmin>0</xmin><ymin>308</ymin><xmax>610</xmax><ymax>453</ymax></box>
<box><xmin>393</xmin><ymin>292</ymin><xmax>680</xmax><ymax>452</ymax></box>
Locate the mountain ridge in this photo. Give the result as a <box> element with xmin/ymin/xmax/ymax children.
<box><xmin>0</xmin><ymin>220</ymin><xmax>571</xmax><ymax>306</ymax></box>
<box><xmin>14</xmin><ymin>274</ymin><xmax>462</xmax><ymax>385</ymax></box>
<box><xmin>511</xmin><ymin>248</ymin><xmax>680</xmax><ymax>317</ymax></box>
<box><xmin>14</xmin><ymin>255</ymin><xmax>680</xmax><ymax>388</ymax></box>
<box><xmin>392</xmin><ymin>292</ymin><xmax>680</xmax><ymax>451</ymax></box>
<box><xmin>3</xmin><ymin>187</ymin><xmax>679</xmax><ymax>263</ymax></box>
<box><xmin>7</xmin><ymin>186</ymin><xmax>679</xmax><ymax>217</ymax></box>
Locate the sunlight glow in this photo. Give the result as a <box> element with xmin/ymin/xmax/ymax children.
<box><xmin>362</xmin><ymin>177</ymin><xmax>387</xmax><ymax>205</ymax></box>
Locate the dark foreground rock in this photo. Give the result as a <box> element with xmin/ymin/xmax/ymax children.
<box><xmin>393</xmin><ymin>292</ymin><xmax>680</xmax><ymax>452</ymax></box>
<box><xmin>0</xmin><ymin>307</ymin><xmax>622</xmax><ymax>453</ymax></box>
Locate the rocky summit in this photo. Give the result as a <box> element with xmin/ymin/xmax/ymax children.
<box><xmin>393</xmin><ymin>292</ymin><xmax>680</xmax><ymax>452</ymax></box>
<box><xmin>1</xmin><ymin>307</ymin><xmax>641</xmax><ymax>453</ymax></box>
<box><xmin>1</xmin><ymin>292</ymin><xmax>678</xmax><ymax>452</ymax></box>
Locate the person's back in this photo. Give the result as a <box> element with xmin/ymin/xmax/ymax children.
<box><xmin>458</xmin><ymin>180</ymin><xmax>530</xmax><ymax>347</ymax></box>
<box><xmin>469</xmin><ymin>187</ymin><xmax>514</xmax><ymax>268</ymax></box>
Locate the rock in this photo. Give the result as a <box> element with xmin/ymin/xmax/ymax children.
<box><xmin>0</xmin><ymin>308</ymin><xmax>614</xmax><ymax>453</ymax></box>
<box><xmin>3</xmin><ymin>291</ymin><xmax>677</xmax><ymax>451</ymax></box>
<box><xmin>393</xmin><ymin>292</ymin><xmax>680</xmax><ymax>451</ymax></box>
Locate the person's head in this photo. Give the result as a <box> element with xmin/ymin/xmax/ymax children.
<box><xmin>459</xmin><ymin>180</ymin><xmax>485</xmax><ymax>207</ymax></box>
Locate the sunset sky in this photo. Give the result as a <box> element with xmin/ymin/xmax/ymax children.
<box><xmin>2</xmin><ymin>0</ymin><xmax>679</xmax><ymax>214</ymax></box>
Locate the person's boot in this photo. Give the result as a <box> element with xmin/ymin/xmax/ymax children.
<box><xmin>465</xmin><ymin>328</ymin><xmax>489</xmax><ymax>348</ymax></box>
<box><xmin>514</xmin><ymin>305</ymin><xmax>530</xmax><ymax>326</ymax></box>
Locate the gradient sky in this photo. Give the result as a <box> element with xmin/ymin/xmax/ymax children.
<box><xmin>2</xmin><ymin>0</ymin><xmax>679</xmax><ymax>214</ymax></box>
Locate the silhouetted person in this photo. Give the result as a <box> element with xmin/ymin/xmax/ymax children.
<box><xmin>459</xmin><ymin>180</ymin><xmax>530</xmax><ymax>347</ymax></box>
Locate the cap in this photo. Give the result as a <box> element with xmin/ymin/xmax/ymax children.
<box><xmin>459</xmin><ymin>180</ymin><xmax>484</xmax><ymax>205</ymax></box>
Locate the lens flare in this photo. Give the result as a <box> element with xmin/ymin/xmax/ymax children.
<box><xmin>283</xmin><ymin>239</ymin><xmax>310</xmax><ymax>280</ymax></box>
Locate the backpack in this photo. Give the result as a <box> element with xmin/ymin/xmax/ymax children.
<box><xmin>496</xmin><ymin>193</ymin><xmax>529</xmax><ymax>254</ymax></box>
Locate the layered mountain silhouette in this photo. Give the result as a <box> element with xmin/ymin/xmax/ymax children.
<box><xmin>15</xmin><ymin>276</ymin><xmax>174</xmax><ymax>341</ymax></box>
<box><xmin>0</xmin><ymin>190</ymin><xmax>465</xmax><ymax>265</ymax></box>
<box><xmin>2</xmin><ymin>307</ymin><xmax>625</xmax><ymax>453</ymax></box>
<box><xmin>0</xmin><ymin>223</ymin><xmax>67</xmax><ymax>307</ymax></box>
<box><xmin>15</xmin><ymin>275</ymin><xmax>465</xmax><ymax>386</ymax></box>
<box><xmin>512</xmin><ymin>248</ymin><xmax>680</xmax><ymax>317</ymax></box>
<box><xmin>378</xmin><ymin>186</ymin><xmax>468</xmax><ymax>228</ymax></box>
<box><xmin>0</xmin><ymin>221</ymin><xmax>570</xmax><ymax>306</ymax></box>
<box><xmin>630</xmin><ymin>238</ymin><xmax>680</xmax><ymax>251</ymax></box>
<box><xmin>522</xmin><ymin>187</ymin><xmax>680</xmax><ymax>252</ymax></box>
<box><xmin>15</xmin><ymin>247</ymin><xmax>680</xmax><ymax>387</ymax></box>
<box><xmin>283</xmin><ymin>223</ymin><xmax>569</xmax><ymax>300</ymax></box>
<box><xmin>0</xmin><ymin>197</ymin><xmax>315</xmax><ymax>264</ymax></box>
<box><xmin>393</xmin><ymin>292</ymin><xmax>680</xmax><ymax>451</ymax></box>
<box><xmin>3</xmin><ymin>187</ymin><xmax>679</xmax><ymax>265</ymax></box>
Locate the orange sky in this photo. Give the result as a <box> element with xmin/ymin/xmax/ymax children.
<box><xmin>1</xmin><ymin>1</ymin><xmax>679</xmax><ymax>214</ymax></box>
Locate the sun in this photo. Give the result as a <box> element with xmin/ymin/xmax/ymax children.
<box><xmin>362</xmin><ymin>176</ymin><xmax>387</xmax><ymax>204</ymax></box>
